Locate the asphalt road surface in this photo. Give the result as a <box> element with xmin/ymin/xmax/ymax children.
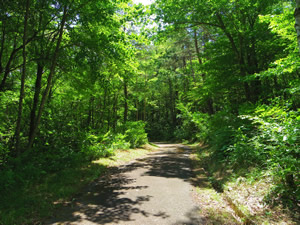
<box><xmin>46</xmin><ymin>143</ymin><xmax>203</xmax><ymax>225</ymax></box>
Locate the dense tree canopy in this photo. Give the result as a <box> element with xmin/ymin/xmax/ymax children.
<box><xmin>0</xmin><ymin>0</ymin><xmax>299</xmax><ymax>223</ymax></box>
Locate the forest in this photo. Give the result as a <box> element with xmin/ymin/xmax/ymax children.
<box><xmin>0</xmin><ymin>0</ymin><xmax>299</xmax><ymax>224</ymax></box>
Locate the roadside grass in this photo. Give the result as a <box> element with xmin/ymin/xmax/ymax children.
<box><xmin>0</xmin><ymin>144</ymin><xmax>159</xmax><ymax>225</ymax></box>
<box><xmin>192</xmin><ymin>144</ymin><xmax>299</xmax><ymax>225</ymax></box>
<box><xmin>190</xmin><ymin>149</ymin><xmax>240</xmax><ymax>224</ymax></box>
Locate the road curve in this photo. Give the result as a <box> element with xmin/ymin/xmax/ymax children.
<box><xmin>46</xmin><ymin>143</ymin><xmax>203</xmax><ymax>225</ymax></box>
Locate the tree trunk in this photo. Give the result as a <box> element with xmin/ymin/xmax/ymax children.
<box><xmin>123</xmin><ymin>79</ymin><xmax>128</xmax><ymax>124</ymax></box>
<box><xmin>107</xmin><ymin>95</ymin><xmax>111</xmax><ymax>131</ymax></box>
<box><xmin>112</xmin><ymin>93</ymin><xmax>118</xmax><ymax>131</ymax></box>
<box><xmin>295</xmin><ymin>0</ymin><xmax>300</xmax><ymax>53</ymax></box>
<box><xmin>193</xmin><ymin>30</ymin><xmax>214</xmax><ymax>113</ymax></box>
<box><xmin>99</xmin><ymin>87</ymin><xmax>107</xmax><ymax>128</ymax></box>
<box><xmin>0</xmin><ymin>33</ymin><xmax>37</xmax><ymax>92</ymax></box>
<box><xmin>0</xmin><ymin>22</ymin><xmax>6</xmax><ymax>74</ymax></box>
<box><xmin>15</xmin><ymin>0</ymin><xmax>30</xmax><ymax>155</ymax></box>
<box><xmin>87</xmin><ymin>96</ymin><xmax>94</xmax><ymax>128</ymax></box>
<box><xmin>194</xmin><ymin>30</ymin><xmax>201</xmax><ymax>64</ymax></box>
<box><xmin>136</xmin><ymin>99</ymin><xmax>139</xmax><ymax>121</ymax></box>
<box><xmin>143</xmin><ymin>97</ymin><xmax>146</xmax><ymax>121</ymax></box>
<box><xmin>168</xmin><ymin>77</ymin><xmax>175</xmax><ymax>126</ymax></box>
<box><xmin>28</xmin><ymin>63</ymin><xmax>43</xmax><ymax>143</ymax></box>
<box><xmin>27</xmin><ymin>6</ymin><xmax>68</xmax><ymax>150</ymax></box>
<box><xmin>0</xmin><ymin>44</ymin><xmax>17</xmax><ymax>92</ymax></box>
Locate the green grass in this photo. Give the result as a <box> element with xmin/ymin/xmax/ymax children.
<box><xmin>0</xmin><ymin>144</ymin><xmax>158</xmax><ymax>225</ymax></box>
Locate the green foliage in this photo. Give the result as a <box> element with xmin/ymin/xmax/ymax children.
<box><xmin>207</xmin><ymin>111</ymin><xmax>242</xmax><ymax>154</ymax></box>
<box><xmin>81</xmin><ymin>121</ymin><xmax>148</xmax><ymax>161</ymax></box>
<box><xmin>0</xmin><ymin>0</ymin><xmax>299</xmax><ymax>221</ymax></box>
<box><xmin>224</xmin><ymin>102</ymin><xmax>300</xmax><ymax>204</ymax></box>
<box><xmin>84</xmin><ymin>134</ymin><xmax>114</xmax><ymax>160</ymax></box>
<box><xmin>124</xmin><ymin>121</ymin><xmax>148</xmax><ymax>148</ymax></box>
<box><xmin>83</xmin><ymin>131</ymin><xmax>132</xmax><ymax>160</ymax></box>
<box><xmin>176</xmin><ymin>103</ymin><xmax>209</xmax><ymax>141</ymax></box>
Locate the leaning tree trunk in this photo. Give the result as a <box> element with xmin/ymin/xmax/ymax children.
<box><xmin>295</xmin><ymin>0</ymin><xmax>300</xmax><ymax>53</ymax></box>
<box><xmin>27</xmin><ymin>6</ymin><xmax>68</xmax><ymax>150</ymax></box>
<box><xmin>28</xmin><ymin>63</ymin><xmax>43</xmax><ymax>142</ymax></box>
<box><xmin>15</xmin><ymin>0</ymin><xmax>30</xmax><ymax>155</ymax></box>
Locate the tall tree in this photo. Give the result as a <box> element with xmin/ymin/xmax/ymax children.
<box><xmin>15</xmin><ymin>0</ymin><xmax>30</xmax><ymax>154</ymax></box>
<box><xmin>27</xmin><ymin>5</ymin><xmax>68</xmax><ymax>149</ymax></box>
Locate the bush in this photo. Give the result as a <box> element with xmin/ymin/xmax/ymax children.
<box><xmin>82</xmin><ymin>126</ymin><xmax>148</xmax><ymax>160</ymax></box>
<box><xmin>207</xmin><ymin>110</ymin><xmax>241</xmax><ymax>155</ymax></box>
<box><xmin>227</xmin><ymin>102</ymin><xmax>299</xmax><ymax>203</ymax></box>
<box><xmin>83</xmin><ymin>132</ymin><xmax>129</xmax><ymax>160</ymax></box>
<box><xmin>176</xmin><ymin>103</ymin><xmax>209</xmax><ymax>141</ymax></box>
<box><xmin>124</xmin><ymin>121</ymin><xmax>148</xmax><ymax>148</ymax></box>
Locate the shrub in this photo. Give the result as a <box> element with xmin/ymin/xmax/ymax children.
<box><xmin>228</xmin><ymin>103</ymin><xmax>299</xmax><ymax>203</ymax></box>
<box><xmin>207</xmin><ymin>110</ymin><xmax>241</xmax><ymax>155</ymax></box>
<box><xmin>124</xmin><ymin>121</ymin><xmax>148</xmax><ymax>148</ymax></box>
<box><xmin>176</xmin><ymin>103</ymin><xmax>209</xmax><ymax>141</ymax></box>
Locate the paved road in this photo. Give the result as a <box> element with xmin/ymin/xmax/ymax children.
<box><xmin>46</xmin><ymin>143</ymin><xmax>203</xmax><ymax>225</ymax></box>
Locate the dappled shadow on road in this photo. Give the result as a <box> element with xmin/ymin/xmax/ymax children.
<box><xmin>173</xmin><ymin>207</ymin><xmax>204</xmax><ymax>225</ymax></box>
<box><xmin>46</xmin><ymin>144</ymin><xmax>200</xmax><ymax>224</ymax></box>
<box><xmin>46</xmin><ymin>166</ymin><xmax>163</xmax><ymax>224</ymax></box>
<box><xmin>137</xmin><ymin>149</ymin><xmax>193</xmax><ymax>181</ymax></box>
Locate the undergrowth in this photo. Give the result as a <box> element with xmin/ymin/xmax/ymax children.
<box><xmin>178</xmin><ymin>99</ymin><xmax>299</xmax><ymax>208</ymax></box>
<box><xmin>0</xmin><ymin>121</ymin><xmax>149</xmax><ymax>224</ymax></box>
<box><xmin>194</xmin><ymin>145</ymin><xmax>300</xmax><ymax>224</ymax></box>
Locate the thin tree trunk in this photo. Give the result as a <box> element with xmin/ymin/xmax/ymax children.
<box><xmin>194</xmin><ymin>30</ymin><xmax>214</xmax><ymax>113</ymax></box>
<box><xmin>107</xmin><ymin>95</ymin><xmax>111</xmax><ymax>131</ymax></box>
<box><xmin>0</xmin><ymin>33</ymin><xmax>37</xmax><ymax>92</ymax></box>
<box><xmin>295</xmin><ymin>0</ymin><xmax>300</xmax><ymax>53</ymax></box>
<box><xmin>168</xmin><ymin>77</ymin><xmax>175</xmax><ymax>126</ymax></box>
<box><xmin>143</xmin><ymin>97</ymin><xmax>146</xmax><ymax>121</ymax></box>
<box><xmin>15</xmin><ymin>0</ymin><xmax>30</xmax><ymax>154</ymax></box>
<box><xmin>87</xmin><ymin>96</ymin><xmax>94</xmax><ymax>128</ymax></box>
<box><xmin>136</xmin><ymin>99</ymin><xmax>139</xmax><ymax>121</ymax></box>
<box><xmin>124</xmin><ymin>79</ymin><xmax>128</xmax><ymax>124</ymax></box>
<box><xmin>194</xmin><ymin>29</ymin><xmax>206</xmax><ymax>81</ymax></box>
<box><xmin>100</xmin><ymin>87</ymin><xmax>107</xmax><ymax>129</ymax></box>
<box><xmin>27</xmin><ymin>6</ymin><xmax>68</xmax><ymax>150</ymax></box>
<box><xmin>193</xmin><ymin>29</ymin><xmax>205</xmax><ymax>78</ymax></box>
<box><xmin>0</xmin><ymin>44</ymin><xmax>17</xmax><ymax>92</ymax></box>
<box><xmin>112</xmin><ymin>93</ymin><xmax>118</xmax><ymax>131</ymax></box>
<box><xmin>0</xmin><ymin>22</ymin><xmax>5</xmax><ymax>73</ymax></box>
<box><xmin>187</xmin><ymin>46</ymin><xmax>195</xmax><ymax>83</ymax></box>
<box><xmin>28</xmin><ymin>63</ymin><xmax>43</xmax><ymax>142</ymax></box>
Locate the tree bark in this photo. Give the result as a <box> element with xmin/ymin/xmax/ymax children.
<box><xmin>123</xmin><ymin>78</ymin><xmax>128</xmax><ymax>124</ymax></box>
<box><xmin>295</xmin><ymin>0</ymin><xmax>300</xmax><ymax>53</ymax></box>
<box><xmin>143</xmin><ymin>97</ymin><xmax>146</xmax><ymax>121</ymax></box>
<box><xmin>28</xmin><ymin>63</ymin><xmax>43</xmax><ymax>142</ymax></box>
<box><xmin>112</xmin><ymin>93</ymin><xmax>118</xmax><ymax>131</ymax></box>
<box><xmin>0</xmin><ymin>22</ymin><xmax>5</xmax><ymax>74</ymax></box>
<box><xmin>193</xmin><ymin>30</ymin><xmax>203</xmax><ymax>66</ymax></box>
<box><xmin>0</xmin><ymin>33</ymin><xmax>37</xmax><ymax>92</ymax></box>
<box><xmin>15</xmin><ymin>0</ymin><xmax>30</xmax><ymax>155</ymax></box>
<box><xmin>27</xmin><ymin>6</ymin><xmax>68</xmax><ymax>150</ymax></box>
<box><xmin>215</xmin><ymin>13</ymin><xmax>251</xmax><ymax>101</ymax></box>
